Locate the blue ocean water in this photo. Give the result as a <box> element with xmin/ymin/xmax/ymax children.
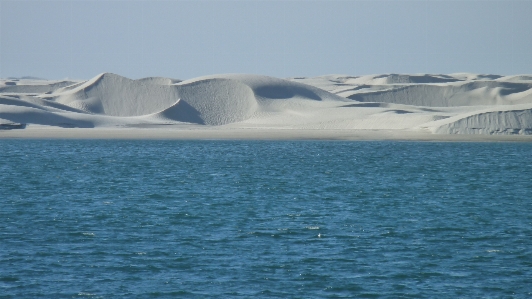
<box><xmin>1</xmin><ymin>140</ymin><xmax>531</xmax><ymax>298</ymax></box>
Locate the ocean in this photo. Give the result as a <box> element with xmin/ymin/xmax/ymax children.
<box><xmin>1</xmin><ymin>140</ymin><xmax>531</xmax><ymax>298</ymax></box>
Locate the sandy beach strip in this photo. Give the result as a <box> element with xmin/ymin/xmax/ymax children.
<box><xmin>2</xmin><ymin>127</ymin><xmax>532</xmax><ymax>142</ymax></box>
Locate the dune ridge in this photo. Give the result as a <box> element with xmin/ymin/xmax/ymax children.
<box><xmin>2</xmin><ymin>72</ymin><xmax>532</xmax><ymax>137</ymax></box>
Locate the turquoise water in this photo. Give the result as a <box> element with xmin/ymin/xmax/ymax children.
<box><xmin>1</xmin><ymin>140</ymin><xmax>531</xmax><ymax>298</ymax></box>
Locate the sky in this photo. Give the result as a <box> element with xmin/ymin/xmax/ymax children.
<box><xmin>1</xmin><ymin>0</ymin><xmax>531</xmax><ymax>80</ymax></box>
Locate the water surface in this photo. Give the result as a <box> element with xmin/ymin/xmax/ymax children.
<box><xmin>1</xmin><ymin>140</ymin><xmax>531</xmax><ymax>298</ymax></box>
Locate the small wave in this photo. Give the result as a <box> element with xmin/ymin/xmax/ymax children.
<box><xmin>306</xmin><ymin>226</ymin><xmax>320</xmax><ymax>230</ymax></box>
<box><xmin>0</xmin><ymin>276</ymin><xmax>19</xmax><ymax>282</ymax></box>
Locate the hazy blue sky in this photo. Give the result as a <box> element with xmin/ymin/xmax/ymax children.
<box><xmin>1</xmin><ymin>0</ymin><xmax>531</xmax><ymax>80</ymax></box>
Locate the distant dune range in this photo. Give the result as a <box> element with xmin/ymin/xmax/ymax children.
<box><xmin>1</xmin><ymin>72</ymin><xmax>532</xmax><ymax>136</ymax></box>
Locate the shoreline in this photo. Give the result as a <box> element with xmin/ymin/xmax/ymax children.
<box><xmin>2</xmin><ymin>127</ymin><xmax>532</xmax><ymax>142</ymax></box>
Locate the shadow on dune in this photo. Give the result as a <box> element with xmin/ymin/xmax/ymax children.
<box><xmin>388</xmin><ymin>109</ymin><xmax>413</xmax><ymax>114</ymax></box>
<box><xmin>373</xmin><ymin>74</ymin><xmax>460</xmax><ymax>84</ymax></box>
<box><xmin>154</xmin><ymin>99</ymin><xmax>205</xmax><ymax>125</ymax></box>
<box><xmin>0</xmin><ymin>109</ymin><xmax>94</xmax><ymax>128</ymax></box>
<box><xmin>254</xmin><ymin>85</ymin><xmax>321</xmax><ymax>101</ymax></box>
<box><xmin>341</xmin><ymin>102</ymin><xmax>384</xmax><ymax>108</ymax></box>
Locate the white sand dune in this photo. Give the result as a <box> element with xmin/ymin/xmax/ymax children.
<box><xmin>292</xmin><ymin>74</ymin><xmax>532</xmax><ymax>107</ymax></box>
<box><xmin>51</xmin><ymin>73</ymin><xmax>181</xmax><ymax>116</ymax></box>
<box><xmin>0</xmin><ymin>79</ymin><xmax>77</xmax><ymax>94</ymax></box>
<box><xmin>2</xmin><ymin>72</ymin><xmax>532</xmax><ymax>138</ymax></box>
<box><xmin>495</xmin><ymin>75</ymin><xmax>532</xmax><ymax>83</ymax></box>
<box><xmin>176</xmin><ymin>77</ymin><xmax>257</xmax><ymax>125</ymax></box>
<box><xmin>422</xmin><ymin>104</ymin><xmax>532</xmax><ymax>135</ymax></box>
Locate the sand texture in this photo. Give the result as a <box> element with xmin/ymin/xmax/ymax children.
<box><xmin>2</xmin><ymin>73</ymin><xmax>532</xmax><ymax>140</ymax></box>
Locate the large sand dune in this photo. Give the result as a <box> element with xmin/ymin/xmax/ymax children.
<box><xmin>2</xmin><ymin>73</ymin><xmax>532</xmax><ymax>138</ymax></box>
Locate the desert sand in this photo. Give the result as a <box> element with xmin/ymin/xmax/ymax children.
<box><xmin>1</xmin><ymin>73</ymin><xmax>532</xmax><ymax>141</ymax></box>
